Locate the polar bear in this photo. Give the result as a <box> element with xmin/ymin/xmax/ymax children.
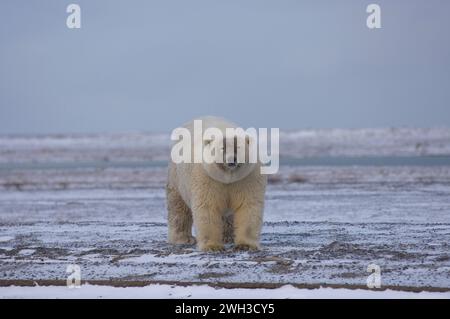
<box><xmin>166</xmin><ymin>116</ymin><xmax>267</xmax><ymax>251</ymax></box>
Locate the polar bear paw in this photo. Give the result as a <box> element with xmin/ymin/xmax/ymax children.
<box><xmin>234</xmin><ymin>243</ymin><xmax>259</xmax><ymax>251</ymax></box>
<box><xmin>169</xmin><ymin>235</ymin><xmax>196</xmax><ymax>245</ymax></box>
<box><xmin>199</xmin><ymin>243</ymin><xmax>225</xmax><ymax>252</ymax></box>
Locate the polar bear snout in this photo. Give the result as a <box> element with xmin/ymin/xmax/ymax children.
<box><xmin>227</xmin><ymin>161</ymin><xmax>237</xmax><ymax>168</ymax></box>
<box><xmin>221</xmin><ymin>154</ymin><xmax>244</xmax><ymax>171</ymax></box>
<box><xmin>225</xmin><ymin>154</ymin><xmax>238</xmax><ymax>166</ymax></box>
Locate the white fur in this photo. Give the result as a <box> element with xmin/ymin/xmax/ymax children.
<box><xmin>167</xmin><ymin>116</ymin><xmax>267</xmax><ymax>251</ymax></box>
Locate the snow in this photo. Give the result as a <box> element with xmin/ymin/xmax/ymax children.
<box><xmin>17</xmin><ymin>249</ymin><xmax>36</xmax><ymax>256</ymax></box>
<box><xmin>0</xmin><ymin>129</ymin><xmax>449</xmax><ymax>294</ymax></box>
<box><xmin>0</xmin><ymin>236</ymin><xmax>14</xmax><ymax>242</ymax></box>
<box><xmin>1</xmin><ymin>165</ymin><xmax>449</xmax><ymax>290</ymax></box>
<box><xmin>1</xmin><ymin>284</ymin><xmax>449</xmax><ymax>299</ymax></box>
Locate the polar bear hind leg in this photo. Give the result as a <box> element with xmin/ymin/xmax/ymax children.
<box><xmin>222</xmin><ymin>212</ymin><xmax>234</xmax><ymax>244</ymax></box>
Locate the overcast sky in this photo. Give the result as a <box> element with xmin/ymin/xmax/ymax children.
<box><xmin>1</xmin><ymin>0</ymin><xmax>449</xmax><ymax>134</ymax></box>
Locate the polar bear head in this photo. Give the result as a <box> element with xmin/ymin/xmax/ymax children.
<box><xmin>202</xmin><ymin>133</ymin><xmax>257</xmax><ymax>184</ymax></box>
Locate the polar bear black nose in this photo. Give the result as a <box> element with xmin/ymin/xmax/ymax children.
<box><xmin>227</xmin><ymin>156</ymin><xmax>238</xmax><ymax>167</ymax></box>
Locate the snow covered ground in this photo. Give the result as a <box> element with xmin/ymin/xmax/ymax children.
<box><xmin>0</xmin><ymin>129</ymin><xmax>449</xmax><ymax>298</ymax></box>
<box><xmin>2</xmin><ymin>284</ymin><xmax>450</xmax><ymax>299</ymax></box>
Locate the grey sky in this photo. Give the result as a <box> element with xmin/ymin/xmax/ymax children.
<box><xmin>1</xmin><ymin>0</ymin><xmax>449</xmax><ymax>134</ymax></box>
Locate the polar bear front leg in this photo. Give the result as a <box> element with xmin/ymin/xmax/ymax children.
<box><xmin>193</xmin><ymin>206</ymin><xmax>225</xmax><ymax>252</ymax></box>
<box><xmin>167</xmin><ymin>186</ymin><xmax>196</xmax><ymax>245</ymax></box>
<box><xmin>233</xmin><ymin>202</ymin><xmax>263</xmax><ymax>250</ymax></box>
